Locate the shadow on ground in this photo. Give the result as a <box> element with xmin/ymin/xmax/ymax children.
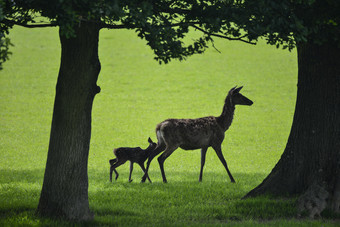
<box><xmin>1</xmin><ymin>169</ymin><xmax>339</xmax><ymax>225</ymax></box>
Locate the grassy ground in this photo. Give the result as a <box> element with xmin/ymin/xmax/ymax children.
<box><xmin>0</xmin><ymin>26</ymin><xmax>337</xmax><ymax>226</ymax></box>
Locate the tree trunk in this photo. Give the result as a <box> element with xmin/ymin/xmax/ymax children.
<box><xmin>245</xmin><ymin>42</ymin><xmax>340</xmax><ymax>209</ymax></box>
<box><xmin>37</xmin><ymin>22</ymin><xmax>101</xmax><ymax>220</ymax></box>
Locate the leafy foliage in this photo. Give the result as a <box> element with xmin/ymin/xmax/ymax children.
<box><xmin>0</xmin><ymin>0</ymin><xmax>340</xmax><ymax>65</ymax></box>
<box><xmin>0</xmin><ymin>33</ymin><xmax>12</xmax><ymax>69</ymax></box>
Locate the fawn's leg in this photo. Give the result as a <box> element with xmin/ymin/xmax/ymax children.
<box><xmin>199</xmin><ymin>147</ymin><xmax>208</xmax><ymax>182</ymax></box>
<box><xmin>139</xmin><ymin>162</ymin><xmax>152</xmax><ymax>183</ymax></box>
<box><xmin>110</xmin><ymin>159</ymin><xmax>126</xmax><ymax>182</ymax></box>
<box><xmin>109</xmin><ymin>158</ymin><xmax>117</xmax><ymax>166</ymax></box>
<box><xmin>109</xmin><ymin>159</ymin><xmax>117</xmax><ymax>182</ymax></box>
<box><xmin>129</xmin><ymin>161</ymin><xmax>134</xmax><ymax>182</ymax></box>
<box><xmin>212</xmin><ymin>144</ymin><xmax>235</xmax><ymax>183</ymax></box>
<box><xmin>110</xmin><ymin>165</ymin><xmax>119</xmax><ymax>182</ymax></box>
<box><xmin>141</xmin><ymin>144</ymin><xmax>165</xmax><ymax>183</ymax></box>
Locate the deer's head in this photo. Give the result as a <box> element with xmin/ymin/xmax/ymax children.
<box><xmin>146</xmin><ymin>137</ymin><xmax>157</xmax><ymax>152</ymax></box>
<box><xmin>228</xmin><ymin>86</ymin><xmax>253</xmax><ymax>106</ymax></box>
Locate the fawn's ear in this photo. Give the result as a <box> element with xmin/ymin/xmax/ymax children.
<box><xmin>148</xmin><ymin>137</ymin><xmax>153</xmax><ymax>143</ymax></box>
<box><xmin>228</xmin><ymin>86</ymin><xmax>237</xmax><ymax>95</ymax></box>
<box><xmin>234</xmin><ymin>86</ymin><xmax>243</xmax><ymax>93</ymax></box>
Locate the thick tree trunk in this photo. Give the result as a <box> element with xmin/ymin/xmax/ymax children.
<box><xmin>245</xmin><ymin>42</ymin><xmax>340</xmax><ymax>210</ymax></box>
<box><xmin>37</xmin><ymin>22</ymin><xmax>101</xmax><ymax>220</ymax></box>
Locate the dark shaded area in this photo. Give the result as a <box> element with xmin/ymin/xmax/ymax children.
<box><xmin>245</xmin><ymin>43</ymin><xmax>340</xmax><ymax>216</ymax></box>
<box><xmin>1</xmin><ymin>169</ymin><xmax>339</xmax><ymax>225</ymax></box>
<box><xmin>0</xmin><ymin>169</ymin><xmax>44</xmax><ymax>184</ymax></box>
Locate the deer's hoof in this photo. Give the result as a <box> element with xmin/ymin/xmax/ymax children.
<box><xmin>129</xmin><ymin>179</ymin><xmax>133</xmax><ymax>183</ymax></box>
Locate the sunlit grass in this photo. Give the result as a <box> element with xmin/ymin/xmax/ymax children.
<box><xmin>2</xmin><ymin>26</ymin><xmax>337</xmax><ymax>226</ymax></box>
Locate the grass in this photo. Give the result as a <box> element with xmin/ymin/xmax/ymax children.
<box><xmin>0</xmin><ymin>26</ymin><xmax>338</xmax><ymax>226</ymax></box>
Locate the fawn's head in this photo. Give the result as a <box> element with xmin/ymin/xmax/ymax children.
<box><xmin>228</xmin><ymin>86</ymin><xmax>253</xmax><ymax>106</ymax></box>
<box><xmin>146</xmin><ymin>137</ymin><xmax>157</xmax><ymax>152</ymax></box>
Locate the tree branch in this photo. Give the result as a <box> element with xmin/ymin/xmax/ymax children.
<box><xmin>99</xmin><ymin>21</ymin><xmax>201</xmax><ymax>30</ymax></box>
<box><xmin>99</xmin><ymin>22</ymin><xmax>132</xmax><ymax>29</ymax></box>
<box><xmin>191</xmin><ymin>25</ymin><xmax>256</xmax><ymax>45</ymax></box>
<box><xmin>2</xmin><ymin>19</ymin><xmax>57</xmax><ymax>28</ymax></box>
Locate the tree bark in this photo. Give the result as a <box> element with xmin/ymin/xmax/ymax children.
<box><xmin>245</xmin><ymin>42</ymin><xmax>340</xmax><ymax>210</ymax></box>
<box><xmin>37</xmin><ymin>21</ymin><xmax>101</xmax><ymax>220</ymax></box>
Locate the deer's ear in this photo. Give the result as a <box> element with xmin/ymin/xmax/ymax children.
<box><xmin>234</xmin><ymin>86</ymin><xmax>243</xmax><ymax>93</ymax></box>
<box><xmin>148</xmin><ymin>137</ymin><xmax>153</xmax><ymax>143</ymax></box>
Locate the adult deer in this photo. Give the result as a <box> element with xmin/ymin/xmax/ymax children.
<box><xmin>110</xmin><ymin>137</ymin><xmax>157</xmax><ymax>182</ymax></box>
<box><xmin>141</xmin><ymin>86</ymin><xmax>253</xmax><ymax>183</ymax></box>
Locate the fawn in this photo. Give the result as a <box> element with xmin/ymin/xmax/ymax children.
<box><xmin>110</xmin><ymin>137</ymin><xmax>157</xmax><ymax>182</ymax></box>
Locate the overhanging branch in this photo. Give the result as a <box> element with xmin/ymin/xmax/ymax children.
<box><xmin>99</xmin><ymin>21</ymin><xmax>201</xmax><ymax>30</ymax></box>
<box><xmin>191</xmin><ymin>25</ymin><xmax>256</xmax><ymax>45</ymax></box>
<box><xmin>98</xmin><ymin>21</ymin><xmax>131</xmax><ymax>29</ymax></box>
<box><xmin>2</xmin><ymin>19</ymin><xmax>57</xmax><ymax>28</ymax></box>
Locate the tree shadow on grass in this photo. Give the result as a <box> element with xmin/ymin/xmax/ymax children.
<box><xmin>89</xmin><ymin>170</ymin><xmax>300</xmax><ymax>224</ymax></box>
<box><xmin>90</xmin><ymin>170</ymin><xmax>340</xmax><ymax>225</ymax></box>
<box><xmin>0</xmin><ymin>206</ymin><xmax>35</xmax><ymax>218</ymax></box>
<box><xmin>0</xmin><ymin>169</ymin><xmax>44</xmax><ymax>224</ymax></box>
<box><xmin>0</xmin><ymin>168</ymin><xmax>44</xmax><ymax>184</ymax></box>
<box><xmin>1</xmin><ymin>169</ymin><xmax>338</xmax><ymax>225</ymax></box>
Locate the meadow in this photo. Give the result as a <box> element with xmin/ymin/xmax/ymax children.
<box><xmin>0</xmin><ymin>26</ymin><xmax>338</xmax><ymax>226</ymax></box>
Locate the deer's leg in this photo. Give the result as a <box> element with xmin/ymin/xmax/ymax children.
<box><xmin>129</xmin><ymin>161</ymin><xmax>134</xmax><ymax>183</ymax></box>
<box><xmin>110</xmin><ymin>159</ymin><xmax>126</xmax><ymax>182</ymax></box>
<box><xmin>141</xmin><ymin>144</ymin><xmax>165</xmax><ymax>183</ymax></box>
<box><xmin>199</xmin><ymin>147</ymin><xmax>208</xmax><ymax>182</ymax></box>
<box><xmin>212</xmin><ymin>145</ymin><xmax>235</xmax><ymax>183</ymax></box>
<box><xmin>157</xmin><ymin>146</ymin><xmax>178</xmax><ymax>183</ymax></box>
<box><xmin>138</xmin><ymin>162</ymin><xmax>152</xmax><ymax>183</ymax></box>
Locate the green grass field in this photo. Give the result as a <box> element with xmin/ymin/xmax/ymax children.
<box><xmin>0</xmin><ymin>26</ymin><xmax>337</xmax><ymax>226</ymax></box>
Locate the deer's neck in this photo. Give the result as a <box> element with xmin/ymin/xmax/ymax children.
<box><xmin>217</xmin><ymin>96</ymin><xmax>235</xmax><ymax>131</ymax></box>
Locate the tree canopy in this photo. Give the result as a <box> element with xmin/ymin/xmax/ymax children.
<box><xmin>1</xmin><ymin>0</ymin><xmax>339</xmax><ymax>67</ymax></box>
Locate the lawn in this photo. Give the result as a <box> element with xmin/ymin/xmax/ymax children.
<box><xmin>0</xmin><ymin>26</ymin><xmax>337</xmax><ymax>226</ymax></box>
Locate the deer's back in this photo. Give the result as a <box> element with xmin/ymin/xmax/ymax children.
<box><xmin>156</xmin><ymin>117</ymin><xmax>225</xmax><ymax>150</ymax></box>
